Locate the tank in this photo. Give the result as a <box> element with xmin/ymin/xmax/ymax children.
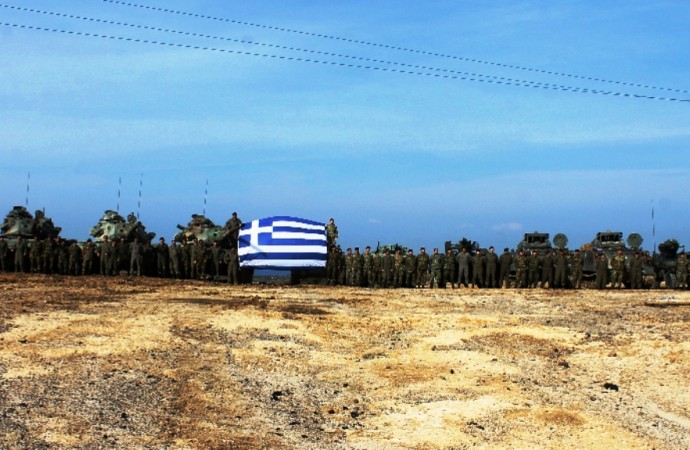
<box><xmin>1</xmin><ymin>206</ymin><xmax>62</xmax><ymax>247</ymax></box>
<box><xmin>173</xmin><ymin>213</ymin><xmax>244</xmax><ymax>247</ymax></box>
<box><xmin>90</xmin><ymin>210</ymin><xmax>155</xmax><ymax>244</ymax></box>
<box><xmin>444</xmin><ymin>237</ymin><xmax>479</xmax><ymax>255</ymax></box>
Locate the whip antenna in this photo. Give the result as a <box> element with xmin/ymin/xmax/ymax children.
<box><xmin>137</xmin><ymin>172</ymin><xmax>143</xmax><ymax>219</ymax></box>
<box><xmin>25</xmin><ymin>171</ymin><xmax>30</xmax><ymax>209</ymax></box>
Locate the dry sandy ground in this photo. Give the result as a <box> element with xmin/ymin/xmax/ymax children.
<box><xmin>1</xmin><ymin>273</ymin><xmax>689</xmax><ymax>449</ymax></box>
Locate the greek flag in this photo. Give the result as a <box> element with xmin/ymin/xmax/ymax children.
<box><xmin>238</xmin><ymin>216</ymin><xmax>327</xmax><ymax>269</ymax></box>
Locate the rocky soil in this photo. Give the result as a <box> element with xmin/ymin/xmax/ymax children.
<box><xmin>1</xmin><ymin>273</ymin><xmax>689</xmax><ymax>449</ymax></box>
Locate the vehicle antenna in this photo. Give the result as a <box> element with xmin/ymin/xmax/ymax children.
<box><xmin>203</xmin><ymin>179</ymin><xmax>208</xmax><ymax>216</ymax></box>
<box><xmin>137</xmin><ymin>172</ymin><xmax>143</xmax><ymax>220</ymax></box>
<box><xmin>117</xmin><ymin>176</ymin><xmax>121</xmax><ymax>213</ymax></box>
<box><xmin>25</xmin><ymin>171</ymin><xmax>30</xmax><ymax>209</ymax></box>
<box><xmin>651</xmin><ymin>199</ymin><xmax>656</xmax><ymax>255</ymax></box>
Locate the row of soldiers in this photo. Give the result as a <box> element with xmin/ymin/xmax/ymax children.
<box><xmin>326</xmin><ymin>245</ymin><xmax>689</xmax><ymax>289</ymax></box>
<box><xmin>0</xmin><ymin>235</ymin><xmax>243</xmax><ymax>284</ymax></box>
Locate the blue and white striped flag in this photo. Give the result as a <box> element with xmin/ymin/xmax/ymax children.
<box><xmin>238</xmin><ymin>216</ymin><xmax>327</xmax><ymax>269</ymax></box>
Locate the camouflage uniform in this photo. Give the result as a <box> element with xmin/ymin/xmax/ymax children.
<box><xmin>14</xmin><ymin>236</ymin><xmax>28</xmax><ymax>273</ymax></box>
<box><xmin>68</xmin><ymin>242</ymin><xmax>82</xmax><ymax>276</ymax></box>
<box><xmin>404</xmin><ymin>250</ymin><xmax>416</xmax><ymax>288</ymax></box>
<box><xmin>157</xmin><ymin>238</ymin><xmax>169</xmax><ymax>277</ymax></box>
<box><xmin>541</xmin><ymin>251</ymin><xmax>554</xmax><ymax>289</ymax></box>
<box><xmin>595</xmin><ymin>254</ymin><xmax>608</xmax><ymax>289</ymax></box>
<box><xmin>225</xmin><ymin>247</ymin><xmax>240</xmax><ymax>284</ymax></box>
<box><xmin>416</xmin><ymin>248</ymin><xmax>430</xmax><ymax>288</ymax></box>
<box><xmin>325</xmin><ymin>218</ymin><xmax>338</xmax><ymax>251</ymax></box>
<box><xmin>611</xmin><ymin>250</ymin><xmax>626</xmax><ymax>288</ymax></box>
<box><xmin>456</xmin><ymin>248</ymin><xmax>470</xmax><ymax>287</ymax></box>
<box><xmin>571</xmin><ymin>250</ymin><xmax>583</xmax><ymax>289</ymax></box>
<box><xmin>676</xmin><ymin>253</ymin><xmax>688</xmax><ymax>289</ymax></box>
<box><xmin>352</xmin><ymin>248</ymin><xmax>363</xmax><ymax>287</ymax></box>
<box><xmin>443</xmin><ymin>249</ymin><xmax>455</xmax><ymax>288</ymax></box>
<box><xmin>527</xmin><ymin>251</ymin><xmax>540</xmax><ymax>288</ymax></box>
<box><xmin>210</xmin><ymin>241</ymin><xmax>221</xmax><ymax>279</ymax></box>
<box><xmin>554</xmin><ymin>251</ymin><xmax>568</xmax><ymax>289</ymax></box>
<box><xmin>98</xmin><ymin>237</ymin><xmax>110</xmax><ymax>275</ymax></box>
<box><xmin>381</xmin><ymin>250</ymin><xmax>394</xmax><ymax>288</ymax></box>
<box><xmin>57</xmin><ymin>239</ymin><xmax>68</xmax><ymax>275</ymax></box>
<box><xmin>0</xmin><ymin>237</ymin><xmax>7</xmax><ymax>271</ymax></box>
<box><xmin>327</xmin><ymin>246</ymin><xmax>339</xmax><ymax>285</ymax></box>
<box><xmin>107</xmin><ymin>241</ymin><xmax>118</xmax><ymax>275</ymax></box>
<box><xmin>472</xmin><ymin>251</ymin><xmax>484</xmax><ymax>288</ymax></box>
<box><xmin>29</xmin><ymin>237</ymin><xmax>42</xmax><ymax>273</ymax></box>
<box><xmin>429</xmin><ymin>248</ymin><xmax>444</xmax><ymax>288</ymax></box>
<box><xmin>630</xmin><ymin>252</ymin><xmax>644</xmax><ymax>289</ymax></box>
<box><xmin>130</xmin><ymin>239</ymin><xmax>143</xmax><ymax>276</ymax></box>
<box><xmin>515</xmin><ymin>251</ymin><xmax>528</xmax><ymax>288</ymax></box>
<box><xmin>393</xmin><ymin>250</ymin><xmax>405</xmax><ymax>287</ymax></box>
<box><xmin>371</xmin><ymin>251</ymin><xmax>383</xmax><ymax>288</ymax></box>
<box><xmin>43</xmin><ymin>237</ymin><xmax>57</xmax><ymax>274</ymax></box>
<box><xmin>484</xmin><ymin>247</ymin><xmax>498</xmax><ymax>288</ymax></box>
<box><xmin>498</xmin><ymin>249</ymin><xmax>512</xmax><ymax>288</ymax></box>
<box><xmin>82</xmin><ymin>241</ymin><xmax>95</xmax><ymax>275</ymax></box>
<box><xmin>362</xmin><ymin>247</ymin><xmax>374</xmax><ymax>287</ymax></box>
<box><xmin>169</xmin><ymin>241</ymin><xmax>181</xmax><ymax>278</ymax></box>
<box><xmin>344</xmin><ymin>248</ymin><xmax>354</xmax><ymax>286</ymax></box>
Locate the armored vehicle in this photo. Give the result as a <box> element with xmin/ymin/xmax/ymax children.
<box><xmin>653</xmin><ymin>239</ymin><xmax>685</xmax><ymax>288</ymax></box>
<box><xmin>1</xmin><ymin>206</ymin><xmax>62</xmax><ymax>240</ymax></box>
<box><xmin>581</xmin><ymin>230</ymin><xmax>653</xmax><ymax>284</ymax></box>
<box><xmin>444</xmin><ymin>237</ymin><xmax>480</xmax><ymax>255</ymax></box>
<box><xmin>173</xmin><ymin>214</ymin><xmax>244</xmax><ymax>246</ymax></box>
<box><xmin>516</xmin><ymin>231</ymin><xmax>568</xmax><ymax>256</ymax></box>
<box><xmin>90</xmin><ymin>210</ymin><xmax>155</xmax><ymax>243</ymax></box>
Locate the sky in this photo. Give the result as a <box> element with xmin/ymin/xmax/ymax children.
<box><xmin>1</xmin><ymin>0</ymin><xmax>689</xmax><ymax>253</ymax></box>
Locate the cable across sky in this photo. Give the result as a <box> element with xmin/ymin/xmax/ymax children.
<box><xmin>2</xmin><ymin>21</ymin><xmax>688</xmax><ymax>104</ymax></box>
<box><xmin>102</xmin><ymin>0</ymin><xmax>689</xmax><ymax>95</ymax></box>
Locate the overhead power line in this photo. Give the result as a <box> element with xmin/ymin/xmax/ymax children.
<box><xmin>1</xmin><ymin>3</ymin><xmax>631</xmax><ymax>95</ymax></box>
<box><xmin>3</xmin><ymin>22</ymin><xmax>689</xmax><ymax>104</ymax></box>
<box><xmin>102</xmin><ymin>0</ymin><xmax>688</xmax><ymax>95</ymax></box>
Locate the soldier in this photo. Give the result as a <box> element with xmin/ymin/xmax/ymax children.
<box><xmin>515</xmin><ymin>250</ymin><xmax>528</xmax><ymax>288</ymax></box>
<box><xmin>56</xmin><ymin>238</ymin><xmax>68</xmax><ymax>275</ymax></box>
<box><xmin>541</xmin><ymin>250</ymin><xmax>554</xmax><ymax>289</ymax></box>
<box><xmin>371</xmin><ymin>249</ymin><xmax>383</xmax><ymax>288</ymax></box>
<box><xmin>571</xmin><ymin>249</ymin><xmax>584</xmax><ymax>289</ymax></box>
<box><xmin>676</xmin><ymin>252</ymin><xmax>688</xmax><ymax>289</ymax></box>
<box><xmin>337</xmin><ymin>246</ymin><xmax>346</xmax><ymax>285</ymax></box>
<box><xmin>0</xmin><ymin>236</ymin><xmax>7</xmax><ymax>272</ymax></box>
<box><xmin>192</xmin><ymin>239</ymin><xmax>208</xmax><ymax>279</ymax></box>
<box><xmin>325</xmin><ymin>218</ymin><xmax>339</xmax><ymax>251</ymax></box>
<box><xmin>595</xmin><ymin>253</ymin><xmax>609</xmax><ymax>289</ymax></box>
<box><xmin>327</xmin><ymin>245</ymin><xmax>340</xmax><ymax>285</ymax></box>
<box><xmin>404</xmin><ymin>249</ymin><xmax>416</xmax><ymax>288</ymax></box>
<box><xmin>416</xmin><ymin>247</ymin><xmax>430</xmax><ymax>288</ymax></box>
<box><xmin>98</xmin><ymin>236</ymin><xmax>110</xmax><ymax>275</ymax></box>
<box><xmin>429</xmin><ymin>247</ymin><xmax>444</xmax><ymax>288</ymax></box>
<box><xmin>82</xmin><ymin>240</ymin><xmax>95</xmax><ymax>275</ymax></box>
<box><xmin>210</xmin><ymin>241</ymin><xmax>222</xmax><ymax>280</ymax></box>
<box><xmin>611</xmin><ymin>249</ymin><xmax>626</xmax><ymax>288</ymax></box>
<box><xmin>68</xmin><ymin>241</ymin><xmax>82</xmax><ymax>276</ymax></box>
<box><xmin>107</xmin><ymin>240</ymin><xmax>118</xmax><ymax>275</ymax></box>
<box><xmin>353</xmin><ymin>247</ymin><xmax>363</xmax><ymax>287</ymax></box>
<box><xmin>14</xmin><ymin>236</ymin><xmax>28</xmax><ymax>273</ymax></box>
<box><xmin>225</xmin><ymin>212</ymin><xmax>243</xmax><ymax>248</ymax></box>
<box><xmin>130</xmin><ymin>237</ymin><xmax>143</xmax><ymax>276</ymax></box>
<box><xmin>485</xmin><ymin>246</ymin><xmax>498</xmax><ymax>288</ymax></box>
<box><xmin>456</xmin><ymin>247</ymin><xmax>470</xmax><ymax>288</ymax></box>
<box><xmin>382</xmin><ymin>249</ymin><xmax>394</xmax><ymax>288</ymax></box>
<box><xmin>630</xmin><ymin>251</ymin><xmax>644</xmax><ymax>289</ymax></box>
<box><xmin>443</xmin><ymin>249</ymin><xmax>455</xmax><ymax>288</ymax></box>
<box><xmin>181</xmin><ymin>238</ymin><xmax>191</xmax><ymax>279</ymax></box>
<box><xmin>344</xmin><ymin>248</ymin><xmax>354</xmax><ymax>286</ymax></box>
<box><xmin>43</xmin><ymin>236</ymin><xmax>57</xmax><ymax>274</ymax></box>
<box><xmin>30</xmin><ymin>236</ymin><xmax>42</xmax><ymax>273</ymax></box>
<box><xmin>157</xmin><ymin>237</ymin><xmax>169</xmax><ymax>277</ymax></box>
<box><xmin>498</xmin><ymin>248</ymin><xmax>512</xmax><ymax>288</ymax></box>
<box><xmin>225</xmin><ymin>247</ymin><xmax>240</xmax><ymax>284</ymax></box>
<box><xmin>169</xmin><ymin>239</ymin><xmax>181</xmax><ymax>278</ymax></box>
<box><xmin>393</xmin><ymin>249</ymin><xmax>405</xmax><ymax>288</ymax></box>
<box><xmin>362</xmin><ymin>246</ymin><xmax>374</xmax><ymax>287</ymax></box>
<box><xmin>472</xmin><ymin>249</ymin><xmax>484</xmax><ymax>288</ymax></box>
<box><xmin>117</xmin><ymin>238</ymin><xmax>129</xmax><ymax>273</ymax></box>
<box><xmin>527</xmin><ymin>250</ymin><xmax>540</xmax><ymax>288</ymax></box>
<box><xmin>554</xmin><ymin>249</ymin><xmax>568</xmax><ymax>289</ymax></box>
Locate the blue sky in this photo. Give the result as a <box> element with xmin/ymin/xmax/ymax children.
<box><xmin>1</xmin><ymin>1</ymin><xmax>689</xmax><ymax>252</ymax></box>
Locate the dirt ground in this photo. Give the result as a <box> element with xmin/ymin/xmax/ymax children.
<box><xmin>1</xmin><ymin>273</ymin><xmax>689</xmax><ymax>449</ymax></box>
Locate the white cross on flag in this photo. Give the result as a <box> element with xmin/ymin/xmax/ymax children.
<box><xmin>238</xmin><ymin>216</ymin><xmax>327</xmax><ymax>269</ymax></box>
